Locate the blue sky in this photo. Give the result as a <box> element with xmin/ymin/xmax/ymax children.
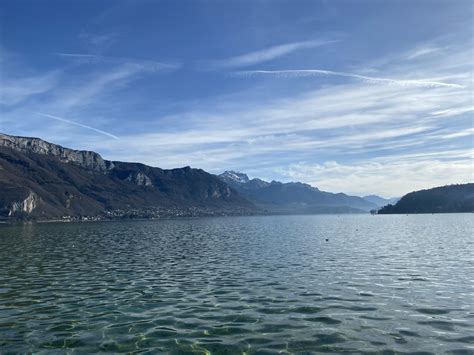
<box><xmin>1</xmin><ymin>0</ymin><xmax>472</xmax><ymax>197</ymax></box>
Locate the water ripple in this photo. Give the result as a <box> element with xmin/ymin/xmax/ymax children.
<box><xmin>0</xmin><ymin>214</ymin><xmax>473</xmax><ymax>353</ymax></box>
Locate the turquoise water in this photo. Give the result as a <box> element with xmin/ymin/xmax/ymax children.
<box><xmin>0</xmin><ymin>214</ymin><xmax>473</xmax><ymax>354</ymax></box>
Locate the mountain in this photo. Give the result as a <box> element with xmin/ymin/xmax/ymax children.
<box><xmin>219</xmin><ymin>170</ymin><xmax>251</xmax><ymax>184</ymax></box>
<box><xmin>220</xmin><ymin>170</ymin><xmax>271</xmax><ymax>190</ymax></box>
<box><xmin>218</xmin><ymin>171</ymin><xmax>377</xmax><ymax>214</ymax></box>
<box><xmin>362</xmin><ymin>195</ymin><xmax>399</xmax><ymax>207</ymax></box>
<box><xmin>0</xmin><ymin>133</ymin><xmax>257</xmax><ymax>220</ymax></box>
<box><xmin>378</xmin><ymin>184</ymin><xmax>474</xmax><ymax>214</ymax></box>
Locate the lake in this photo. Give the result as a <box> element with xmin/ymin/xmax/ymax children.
<box><xmin>0</xmin><ymin>214</ymin><xmax>473</xmax><ymax>353</ymax></box>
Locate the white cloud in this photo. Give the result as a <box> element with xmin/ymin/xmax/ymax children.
<box><xmin>405</xmin><ymin>45</ymin><xmax>441</xmax><ymax>60</ymax></box>
<box><xmin>1</xmin><ymin>39</ymin><xmax>472</xmax><ymax>197</ymax></box>
<box><xmin>283</xmin><ymin>153</ymin><xmax>474</xmax><ymax>197</ymax></box>
<box><xmin>50</xmin><ymin>63</ymin><xmax>145</xmax><ymax>111</ymax></box>
<box><xmin>78</xmin><ymin>31</ymin><xmax>118</xmax><ymax>52</ymax></box>
<box><xmin>441</xmin><ymin>128</ymin><xmax>474</xmax><ymax>139</ymax></box>
<box><xmin>0</xmin><ymin>70</ymin><xmax>60</xmax><ymax>106</ymax></box>
<box><xmin>50</xmin><ymin>65</ymin><xmax>470</xmax><ymax>178</ymax></box>
<box><xmin>207</xmin><ymin>39</ymin><xmax>338</xmax><ymax>69</ymax></box>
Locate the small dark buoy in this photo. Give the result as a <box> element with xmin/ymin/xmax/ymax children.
<box><xmin>325</xmin><ymin>238</ymin><xmax>329</xmax><ymax>242</ymax></box>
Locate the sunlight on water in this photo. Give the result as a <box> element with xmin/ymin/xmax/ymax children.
<box><xmin>0</xmin><ymin>214</ymin><xmax>473</xmax><ymax>353</ymax></box>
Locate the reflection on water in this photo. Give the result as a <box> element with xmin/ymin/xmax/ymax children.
<box><xmin>0</xmin><ymin>214</ymin><xmax>473</xmax><ymax>353</ymax></box>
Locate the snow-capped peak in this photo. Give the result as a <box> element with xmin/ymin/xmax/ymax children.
<box><xmin>220</xmin><ymin>170</ymin><xmax>250</xmax><ymax>184</ymax></box>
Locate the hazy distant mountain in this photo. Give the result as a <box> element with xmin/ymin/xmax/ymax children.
<box><xmin>378</xmin><ymin>184</ymin><xmax>474</xmax><ymax>214</ymax></box>
<box><xmin>219</xmin><ymin>171</ymin><xmax>377</xmax><ymax>214</ymax></box>
<box><xmin>0</xmin><ymin>134</ymin><xmax>257</xmax><ymax>220</ymax></box>
<box><xmin>362</xmin><ymin>195</ymin><xmax>399</xmax><ymax>207</ymax></box>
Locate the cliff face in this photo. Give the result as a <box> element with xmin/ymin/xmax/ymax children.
<box><xmin>0</xmin><ymin>133</ymin><xmax>256</xmax><ymax>220</ymax></box>
<box><xmin>0</xmin><ymin>134</ymin><xmax>114</xmax><ymax>172</ymax></box>
<box><xmin>7</xmin><ymin>191</ymin><xmax>40</xmax><ymax>216</ymax></box>
<box><xmin>125</xmin><ymin>171</ymin><xmax>153</xmax><ymax>186</ymax></box>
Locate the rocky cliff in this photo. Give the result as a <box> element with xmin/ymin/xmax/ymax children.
<box><xmin>6</xmin><ymin>191</ymin><xmax>40</xmax><ymax>216</ymax></box>
<box><xmin>0</xmin><ymin>133</ymin><xmax>114</xmax><ymax>172</ymax></box>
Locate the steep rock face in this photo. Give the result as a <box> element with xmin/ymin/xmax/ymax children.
<box><xmin>125</xmin><ymin>171</ymin><xmax>153</xmax><ymax>186</ymax></box>
<box><xmin>0</xmin><ymin>133</ymin><xmax>114</xmax><ymax>172</ymax></box>
<box><xmin>8</xmin><ymin>191</ymin><xmax>40</xmax><ymax>216</ymax></box>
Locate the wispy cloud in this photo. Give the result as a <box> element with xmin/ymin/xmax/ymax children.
<box><xmin>2</xmin><ymin>37</ymin><xmax>472</xmax><ymax>196</ymax></box>
<box><xmin>78</xmin><ymin>31</ymin><xmax>118</xmax><ymax>53</ymax></box>
<box><xmin>0</xmin><ymin>70</ymin><xmax>61</xmax><ymax>106</ymax></box>
<box><xmin>440</xmin><ymin>128</ymin><xmax>474</xmax><ymax>139</ymax></box>
<box><xmin>405</xmin><ymin>45</ymin><xmax>441</xmax><ymax>60</ymax></box>
<box><xmin>55</xmin><ymin>52</ymin><xmax>180</xmax><ymax>72</ymax></box>
<box><xmin>34</xmin><ymin>112</ymin><xmax>119</xmax><ymax>140</ymax></box>
<box><xmin>207</xmin><ymin>39</ymin><xmax>338</xmax><ymax>69</ymax></box>
<box><xmin>234</xmin><ymin>69</ymin><xmax>464</xmax><ymax>88</ymax></box>
<box><xmin>47</xmin><ymin>63</ymin><xmax>148</xmax><ymax>111</ymax></box>
<box><xmin>81</xmin><ymin>77</ymin><xmax>470</xmax><ymax>173</ymax></box>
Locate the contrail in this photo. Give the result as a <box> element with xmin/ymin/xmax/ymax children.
<box><xmin>235</xmin><ymin>69</ymin><xmax>464</xmax><ymax>88</ymax></box>
<box><xmin>35</xmin><ymin>112</ymin><xmax>119</xmax><ymax>140</ymax></box>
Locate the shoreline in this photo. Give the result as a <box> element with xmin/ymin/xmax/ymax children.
<box><xmin>3</xmin><ymin>211</ymin><xmax>474</xmax><ymax>225</ymax></box>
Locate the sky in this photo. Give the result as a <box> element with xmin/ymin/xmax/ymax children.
<box><xmin>0</xmin><ymin>0</ymin><xmax>473</xmax><ymax>197</ymax></box>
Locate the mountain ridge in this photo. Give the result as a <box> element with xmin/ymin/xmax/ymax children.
<box><xmin>0</xmin><ymin>133</ymin><xmax>115</xmax><ymax>172</ymax></box>
<box><xmin>218</xmin><ymin>170</ymin><xmax>377</xmax><ymax>214</ymax></box>
<box><xmin>3</xmin><ymin>134</ymin><xmax>468</xmax><ymax>220</ymax></box>
<box><xmin>378</xmin><ymin>184</ymin><xmax>474</xmax><ymax>214</ymax></box>
<box><xmin>0</xmin><ymin>133</ymin><xmax>258</xmax><ymax>220</ymax></box>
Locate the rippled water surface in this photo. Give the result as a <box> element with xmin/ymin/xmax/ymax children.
<box><xmin>0</xmin><ymin>214</ymin><xmax>473</xmax><ymax>354</ymax></box>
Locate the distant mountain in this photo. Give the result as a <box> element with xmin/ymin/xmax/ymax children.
<box><xmin>218</xmin><ymin>171</ymin><xmax>377</xmax><ymax>214</ymax></box>
<box><xmin>220</xmin><ymin>170</ymin><xmax>251</xmax><ymax>184</ymax></box>
<box><xmin>220</xmin><ymin>170</ymin><xmax>271</xmax><ymax>190</ymax></box>
<box><xmin>0</xmin><ymin>133</ymin><xmax>257</xmax><ymax>220</ymax></box>
<box><xmin>363</xmin><ymin>195</ymin><xmax>399</xmax><ymax>207</ymax></box>
<box><xmin>378</xmin><ymin>184</ymin><xmax>474</xmax><ymax>214</ymax></box>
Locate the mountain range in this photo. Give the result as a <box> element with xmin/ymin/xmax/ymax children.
<box><xmin>0</xmin><ymin>133</ymin><xmax>255</xmax><ymax>220</ymax></box>
<box><xmin>1</xmin><ymin>133</ymin><xmax>470</xmax><ymax>220</ymax></box>
<box><xmin>218</xmin><ymin>170</ymin><xmax>378</xmax><ymax>214</ymax></box>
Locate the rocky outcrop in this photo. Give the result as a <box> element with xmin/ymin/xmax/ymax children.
<box><xmin>125</xmin><ymin>172</ymin><xmax>153</xmax><ymax>186</ymax></box>
<box><xmin>209</xmin><ymin>185</ymin><xmax>231</xmax><ymax>199</ymax></box>
<box><xmin>0</xmin><ymin>133</ymin><xmax>114</xmax><ymax>172</ymax></box>
<box><xmin>8</xmin><ymin>191</ymin><xmax>40</xmax><ymax>216</ymax></box>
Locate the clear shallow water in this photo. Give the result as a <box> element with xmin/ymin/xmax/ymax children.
<box><xmin>0</xmin><ymin>214</ymin><xmax>473</xmax><ymax>354</ymax></box>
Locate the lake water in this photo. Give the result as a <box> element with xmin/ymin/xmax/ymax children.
<box><xmin>0</xmin><ymin>214</ymin><xmax>473</xmax><ymax>354</ymax></box>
